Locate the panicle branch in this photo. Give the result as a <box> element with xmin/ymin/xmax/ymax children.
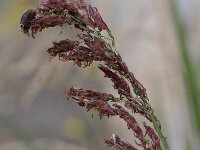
<box><xmin>66</xmin><ymin>87</ymin><xmax>149</xmax><ymax>149</ymax></box>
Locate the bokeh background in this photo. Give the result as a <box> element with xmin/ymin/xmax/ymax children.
<box><xmin>0</xmin><ymin>0</ymin><xmax>200</xmax><ymax>149</ymax></box>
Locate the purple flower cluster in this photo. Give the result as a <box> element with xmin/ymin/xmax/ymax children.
<box><xmin>20</xmin><ymin>0</ymin><xmax>169</xmax><ymax>149</ymax></box>
<box><xmin>20</xmin><ymin>0</ymin><xmax>109</xmax><ymax>37</ymax></box>
<box><xmin>66</xmin><ymin>87</ymin><xmax>149</xmax><ymax>149</ymax></box>
<box><xmin>66</xmin><ymin>87</ymin><xmax>161</xmax><ymax>149</ymax></box>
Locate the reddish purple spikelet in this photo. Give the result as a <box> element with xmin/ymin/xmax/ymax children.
<box><xmin>144</xmin><ymin>123</ymin><xmax>162</xmax><ymax>150</ymax></box>
<box><xmin>112</xmin><ymin>104</ymin><xmax>147</xmax><ymax>148</ymax></box>
<box><xmin>66</xmin><ymin>87</ymin><xmax>114</xmax><ymax>102</ymax></box>
<box><xmin>47</xmin><ymin>39</ymin><xmax>79</xmax><ymax>56</ymax></box>
<box><xmin>110</xmin><ymin>60</ymin><xmax>148</xmax><ymax>100</ymax></box>
<box><xmin>98</xmin><ymin>64</ymin><xmax>133</xmax><ymax>100</ymax></box>
<box><xmin>31</xmin><ymin>15</ymin><xmax>64</xmax><ymax>38</ymax></box>
<box><xmin>78</xmin><ymin>34</ymin><xmax>107</xmax><ymax>50</ymax></box>
<box><xmin>116</xmin><ymin>61</ymin><xmax>129</xmax><ymax>75</ymax></box>
<box><xmin>105</xmin><ymin>135</ymin><xmax>138</xmax><ymax>150</ymax></box>
<box><xmin>88</xmin><ymin>5</ymin><xmax>108</xmax><ymax>30</ymax></box>
<box><xmin>125</xmin><ymin>101</ymin><xmax>151</xmax><ymax>121</ymax></box>
<box><xmin>66</xmin><ymin>87</ymin><xmax>117</xmax><ymax>117</ymax></box>
<box><xmin>76</xmin><ymin>1</ymin><xmax>95</xmax><ymax>28</ymax></box>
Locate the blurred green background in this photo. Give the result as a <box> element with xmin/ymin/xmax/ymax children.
<box><xmin>0</xmin><ymin>0</ymin><xmax>200</xmax><ymax>149</ymax></box>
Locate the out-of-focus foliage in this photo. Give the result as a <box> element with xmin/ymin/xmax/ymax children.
<box><xmin>0</xmin><ymin>0</ymin><xmax>33</xmax><ymax>32</ymax></box>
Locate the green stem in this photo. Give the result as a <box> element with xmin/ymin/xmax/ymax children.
<box><xmin>169</xmin><ymin>0</ymin><xmax>200</xmax><ymax>135</ymax></box>
<box><xmin>150</xmin><ymin>111</ymin><xmax>170</xmax><ymax>150</ymax></box>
